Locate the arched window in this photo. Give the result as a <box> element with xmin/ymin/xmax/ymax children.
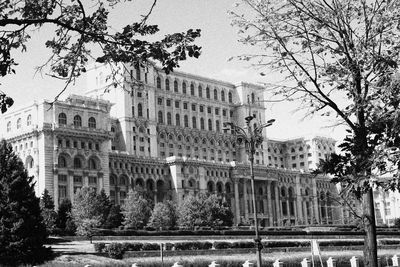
<box><xmin>182</xmin><ymin>82</ymin><xmax>186</xmax><ymax>94</ymax></box>
<box><xmin>58</xmin><ymin>113</ymin><xmax>67</xmax><ymax>125</ymax></box>
<box><xmin>74</xmin><ymin>157</ymin><xmax>82</xmax><ymax>168</ymax></box>
<box><xmin>26</xmin><ymin>114</ymin><xmax>32</xmax><ymax>126</ymax></box>
<box><xmin>184</xmin><ymin>115</ymin><xmax>189</xmax><ymax>127</ymax></box>
<box><xmin>183</xmin><ymin>82</ymin><xmax>187</xmax><ymax>94</ymax></box>
<box><xmin>206</xmin><ymin>87</ymin><xmax>210</xmax><ymax>99</ymax></box>
<box><xmin>138</xmin><ymin>103</ymin><xmax>143</xmax><ymax>117</ymax></box>
<box><xmin>198</xmin><ymin>85</ymin><xmax>202</xmax><ymax>97</ymax></box>
<box><xmin>192</xmin><ymin>116</ymin><xmax>197</xmax><ymax>129</ymax></box>
<box><xmin>174</xmin><ymin>80</ymin><xmax>178</xmax><ymax>92</ymax></box>
<box><xmin>200</xmin><ymin>118</ymin><xmax>205</xmax><ymax>130</ymax></box>
<box><xmin>228</xmin><ymin>92</ymin><xmax>233</xmax><ymax>103</ymax></box>
<box><xmin>221</xmin><ymin>91</ymin><xmax>225</xmax><ymax>102</ymax></box>
<box><xmin>167</xmin><ymin>112</ymin><xmax>172</xmax><ymax>125</ymax></box>
<box><xmin>208</xmin><ymin>119</ymin><xmax>212</xmax><ymax>131</ymax></box>
<box><xmin>135</xmin><ymin>64</ymin><xmax>141</xmax><ymax>80</ymax></box>
<box><xmin>156</xmin><ymin>76</ymin><xmax>161</xmax><ymax>89</ymax></box>
<box><xmin>175</xmin><ymin>114</ymin><xmax>180</xmax><ymax>126</ymax></box>
<box><xmin>165</xmin><ymin>79</ymin><xmax>170</xmax><ymax>91</ymax></box>
<box><xmin>190</xmin><ymin>83</ymin><xmax>195</xmax><ymax>95</ymax></box>
<box><xmin>58</xmin><ymin>155</ymin><xmax>67</xmax><ymax>168</ymax></box>
<box><xmin>7</xmin><ymin>121</ymin><xmax>11</xmax><ymax>132</ymax></box>
<box><xmin>73</xmin><ymin>115</ymin><xmax>82</xmax><ymax>127</ymax></box>
<box><xmin>216</xmin><ymin>120</ymin><xmax>220</xmax><ymax>132</ymax></box>
<box><xmin>88</xmin><ymin>117</ymin><xmax>96</xmax><ymax>128</ymax></box>
<box><xmin>17</xmin><ymin>118</ymin><xmax>21</xmax><ymax>129</ymax></box>
<box><xmin>214</xmin><ymin>89</ymin><xmax>218</xmax><ymax>100</ymax></box>
<box><xmin>158</xmin><ymin>111</ymin><xmax>163</xmax><ymax>124</ymax></box>
<box><xmin>26</xmin><ymin>157</ymin><xmax>34</xmax><ymax>169</ymax></box>
<box><xmin>88</xmin><ymin>158</ymin><xmax>97</xmax><ymax>170</ymax></box>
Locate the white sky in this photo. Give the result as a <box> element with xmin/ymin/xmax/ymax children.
<box><xmin>1</xmin><ymin>0</ymin><xmax>346</xmax><ymax>142</ymax></box>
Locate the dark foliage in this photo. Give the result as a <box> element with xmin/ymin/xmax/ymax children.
<box><xmin>0</xmin><ymin>140</ymin><xmax>52</xmax><ymax>266</ymax></box>
<box><xmin>0</xmin><ymin>1</ymin><xmax>201</xmax><ymax>113</ymax></box>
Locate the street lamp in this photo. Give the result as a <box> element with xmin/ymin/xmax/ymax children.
<box><xmin>224</xmin><ymin>116</ymin><xmax>275</xmax><ymax>267</ymax></box>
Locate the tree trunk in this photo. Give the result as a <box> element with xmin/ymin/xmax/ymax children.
<box><xmin>363</xmin><ymin>187</ymin><xmax>378</xmax><ymax>267</ymax></box>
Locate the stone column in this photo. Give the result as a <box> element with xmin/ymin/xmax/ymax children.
<box><xmin>312</xmin><ymin>178</ymin><xmax>320</xmax><ymax>223</ymax></box>
<box><xmin>274</xmin><ymin>183</ymin><xmax>281</xmax><ymax>226</ymax></box>
<box><xmin>68</xmin><ymin>170</ymin><xmax>74</xmax><ymax>203</ymax></box>
<box><xmin>309</xmin><ymin>200</ymin><xmax>314</xmax><ymax>224</ymax></box>
<box><xmin>267</xmin><ymin>181</ymin><xmax>273</xmax><ymax>226</ymax></box>
<box><xmin>325</xmin><ymin>203</ymin><xmax>329</xmax><ymax>224</ymax></box>
<box><xmin>243</xmin><ymin>181</ymin><xmax>249</xmax><ymax>220</ymax></box>
<box><xmin>295</xmin><ymin>175</ymin><xmax>303</xmax><ymax>223</ymax></box>
<box><xmin>53</xmin><ymin>172</ymin><xmax>59</xmax><ymax>209</ymax></box>
<box><xmin>234</xmin><ymin>180</ymin><xmax>241</xmax><ymax>225</ymax></box>
<box><xmin>302</xmin><ymin>201</ymin><xmax>308</xmax><ymax>225</ymax></box>
<box><xmin>154</xmin><ymin>189</ymin><xmax>158</xmax><ymax>203</ymax></box>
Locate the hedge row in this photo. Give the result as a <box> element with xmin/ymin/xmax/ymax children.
<box><xmin>92</xmin><ymin>228</ymin><xmax>400</xmax><ymax>237</ymax></box>
<box><xmin>95</xmin><ymin>239</ymin><xmax>388</xmax><ymax>258</ymax></box>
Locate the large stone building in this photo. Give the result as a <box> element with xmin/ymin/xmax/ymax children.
<box><xmin>1</xmin><ymin>63</ymin><xmax>345</xmax><ymax>226</ymax></box>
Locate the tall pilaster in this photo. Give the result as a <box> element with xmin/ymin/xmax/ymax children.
<box><xmin>267</xmin><ymin>181</ymin><xmax>273</xmax><ymax>226</ymax></box>
<box><xmin>274</xmin><ymin>183</ymin><xmax>281</xmax><ymax>225</ymax></box>
<box><xmin>295</xmin><ymin>175</ymin><xmax>303</xmax><ymax>224</ymax></box>
<box><xmin>234</xmin><ymin>179</ymin><xmax>241</xmax><ymax>225</ymax></box>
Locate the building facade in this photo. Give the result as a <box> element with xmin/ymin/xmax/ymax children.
<box><xmin>1</xmin><ymin>63</ymin><xmax>345</xmax><ymax>226</ymax></box>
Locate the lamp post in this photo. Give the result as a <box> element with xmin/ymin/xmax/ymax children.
<box><xmin>224</xmin><ymin>116</ymin><xmax>275</xmax><ymax>267</ymax></box>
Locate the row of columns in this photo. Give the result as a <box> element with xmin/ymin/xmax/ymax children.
<box><xmin>231</xmin><ymin>178</ymin><xmax>337</xmax><ymax>226</ymax></box>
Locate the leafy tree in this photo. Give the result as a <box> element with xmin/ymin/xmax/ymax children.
<box><xmin>231</xmin><ymin>1</ymin><xmax>400</xmax><ymax>265</ymax></box>
<box><xmin>394</xmin><ymin>218</ymin><xmax>400</xmax><ymax>229</ymax></box>
<box><xmin>95</xmin><ymin>189</ymin><xmax>111</xmax><ymax>227</ymax></box>
<box><xmin>177</xmin><ymin>193</ymin><xmax>233</xmax><ymax>229</ymax></box>
<box><xmin>0</xmin><ymin>0</ymin><xmax>201</xmax><ymax>113</ymax></box>
<box><xmin>56</xmin><ymin>198</ymin><xmax>72</xmax><ymax>230</ymax></box>
<box><xmin>0</xmin><ymin>140</ymin><xmax>51</xmax><ymax>265</ymax></box>
<box><xmin>147</xmin><ymin>201</ymin><xmax>177</xmax><ymax>230</ymax></box>
<box><xmin>121</xmin><ymin>189</ymin><xmax>152</xmax><ymax>229</ymax></box>
<box><xmin>40</xmin><ymin>189</ymin><xmax>57</xmax><ymax>234</ymax></box>
<box><xmin>103</xmin><ymin>204</ymin><xmax>123</xmax><ymax>229</ymax></box>
<box><xmin>71</xmin><ymin>187</ymin><xmax>103</xmax><ymax>241</ymax></box>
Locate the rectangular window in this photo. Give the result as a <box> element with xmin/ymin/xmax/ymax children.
<box><xmin>166</xmin><ymin>99</ymin><xmax>171</xmax><ymax>106</ymax></box>
<box><xmin>137</xmin><ymin>92</ymin><xmax>142</xmax><ymax>98</ymax></box>
<box><xmin>222</xmin><ymin>109</ymin><xmax>227</xmax><ymax>116</ymax></box>
<box><xmin>175</xmin><ymin>101</ymin><xmax>180</xmax><ymax>108</ymax></box>
<box><xmin>58</xmin><ymin>185</ymin><xmax>67</xmax><ymax>201</ymax></box>
<box><xmin>73</xmin><ymin>176</ymin><xmax>82</xmax><ymax>183</ymax></box>
<box><xmin>207</xmin><ymin>106</ymin><xmax>212</xmax><ymax>114</ymax></box>
<box><xmin>58</xmin><ymin>174</ymin><xmax>67</xmax><ymax>183</ymax></box>
<box><xmin>200</xmin><ymin>105</ymin><xmax>204</xmax><ymax>112</ymax></box>
<box><xmin>89</xmin><ymin>177</ymin><xmax>97</xmax><ymax>184</ymax></box>
<box><xmin>191</xmin><ymin>104</ymin><xmax>196</xmax><ymax>111</ymax></box>
<box><xmin>183</xmin><ymin>102</ymin><xmax>188</xmax><ymax>109</ymax></box>
<box><xmin>140</xmin><ymin>146</ymin><xmax>145</xmax><ymax>151</ymax></box>
<box><xmin>158</xmin><ymin>97</ymin><xmax>163</xmax><ymax>105</ymax></box>
<box><xmin>215</xmin><ymin>108</ymin><xmax>219</xmax><ymax>115</ymax></box>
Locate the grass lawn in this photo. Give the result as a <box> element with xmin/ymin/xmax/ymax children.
<box><xmin>38</xmin><ymin>249</ymin><xmax>400</xmax><ymax>267</ymax></box>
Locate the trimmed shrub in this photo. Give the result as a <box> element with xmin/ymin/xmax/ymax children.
<box><xmin>379</xmin><ymin>239</ymin><xmax>400</xmax><ymax>245</ymax></box>
<box><xmin>106</xmin><ymin>243</ymin><xmax>124</xmax><ymax>259</ymax></box>
<box><xmin>213</xmin><ymin>241</ymin><xmax>233</xmax><ymax>249</ymax></box>
<box><xmin>142</xmin><ymin>243</ymin><xmax>160</xmax><ymax>251</ymax></box>
<box><xmin>122</xmin><ymin>242</ymin><xmax>143</xmax><ymax>251</ymax></box>
<box><xmin>231</xmin><ymin>241</ymin><xmax>254</xmax><ymax>249</ymax></box>
<box><xmin>164</xmin><ymin>243</ymin><xmax>174</xmax><ymax>250</ymax></box>
<box><xmin>93</xmin><ymin>242</ymin><xmax>106</xmax><ymax>253</ymax></box>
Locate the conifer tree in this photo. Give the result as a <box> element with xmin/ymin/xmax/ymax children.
<box><xmin>56</xmin><ymin>198</ymin><xmax>72</xmax><ymax>230</ymax></box>
<box><xmin>40</xmin><ymin>189</ymin><xmax>57</xmax><ymax>234</ymax></box>
<box><xmin>104</xmin><ymin>205</ymin><xmax>123</xmax><ymax>229</ymax></box>
<box><xmin>0</xmin><ymin>140</ymin><xmax>51</xmax><ymax>265</ymax></box>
